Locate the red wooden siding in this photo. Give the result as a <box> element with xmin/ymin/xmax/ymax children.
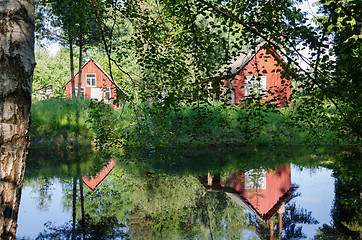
<box><xmin>82</xmin><ymin>159</ymin><xmax>116</xmax><ymax>192</ymax></box>
<box><xmin>233</xmin><ymin>48</ymin><xmax>291</xmax><ymax>106</ymax></box>
<box><xmin>232</xmin><ymin>165</ymin><xmax>291</xmax><ymax>217</ymax></box>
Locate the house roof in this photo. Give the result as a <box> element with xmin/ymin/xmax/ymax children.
<box><xmin>64</xmin><ymin>58</ymin><xmax>126</xmax><ymax>95</ymax></box>
<box><xmin>202</xmin><ymin>182</ymin><xmax>297</xmax><ymax>222</ymax></box>
<box><xmin>215</xmin><ymin>43</ymin><xmax>282</xmax><ymax>78</ymax></box>
<box><xmin>225</xmin><ymin>185</ymin><xmax>298</xmax><ymax>222</ymax></box>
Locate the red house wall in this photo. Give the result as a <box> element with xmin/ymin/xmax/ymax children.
<box><xmin>65</xmin><ymin>59</ymin><xmax>119</xmax><ymax>107</ymax></box>
<box><xmin>233</xmin><ymin>49</ymin><xmax>291</xmax><ymax>106</ymax></box>
<box><xmin>233</xmin><ymin>165</ymin><xmax>291</xmax><ymax>216</ymax></box>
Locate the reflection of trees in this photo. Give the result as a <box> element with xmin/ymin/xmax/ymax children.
<box><xmin>192</xmin><ymin>191</ymin><xmax>253</xmax><ymax>240</ymax></box>
<box><xmin>314</xmin><ymin>151</ymin><xmax>361</xmax><ymax>240</ymax></box>
<box><xmin>25</xmin><ymin>148</ymin><xmax>358</xmax><ymax>240</ymax></box>
<box><xmin>125</xmin><ymin>173</ymin><xmax>254</xmax><ymax>239</ymax></box>
<box><xmin>24</xmin><ymin>162</ymin><xmax>320</xmax><ymax>240</ymax></box>
<box><xmin>282</xmin><ymin>193</ymin><xmax>319</xmax><ymax>239</ymax></box>
<box><xmin>27</xmin><ymin>177</ymin><xmax>54</xmax><ymax>211</ymax></box>
<box><xmin>34</xmin><ymin>217</ymin><xmax>127</xmax><ymax>240</ymax></box>
<box><xmin>246</xmin><ymin>191</ymin><xmax>319</xmax><ymax>240</ymax></box>
<box><xmin>35</xmin><ymin>173</ymin><xmax>128</xmax><ymax>240</ymax></box>
<box><xmin>24</xmin><ymin>135</ymin><xmax>121</xmax><ymax>239</ymax></box>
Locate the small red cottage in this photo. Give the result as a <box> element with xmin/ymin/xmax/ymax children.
<box><xmin>65</xmin><ymin>59</ymin><xmax>125</xmax><ymax>107</ymax></box>
<box><xmin>211</xmin><ymin>43</ymin><xmax>292</xmax><ymax>106</ymax></box>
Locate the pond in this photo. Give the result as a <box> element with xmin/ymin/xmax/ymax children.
<box><xmin>16</xmin><ymin>146</ymin><xmax>360</xmax><ymax>239</ymax></box>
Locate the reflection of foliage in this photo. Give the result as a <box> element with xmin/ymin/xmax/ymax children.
<box><xmin>78</xmin><ymin>167</ymin><xmax>133</xmax><ymax>224</ymax></box>
<box><xmin>282</xmin><ymin>192</ymin><xmax>319</xmax><ymax>239</ymax></box>
<box><xmin>23</xmin><ymin>177</ymin><xmax>54</xmax><ymax>211</ymax></box>
<box><xmin>194</xmin><ymin>191</ymin><xmax>253</xmax><ymax>240</ymax></box>
<box><xmin>126</xmin><ymin>173</ymin><xmax>204</xmax><ymax>238</ymax></box>
<box><xmin>314</xmin><ymin>150</ymin><xmax>361</xmax><ymax>239</ymax></box>
<box><xmin>34</xmin><ymin>218</ymin><xmax>127</xmax><ymax>240</ymax></box>
<box><xmin>81</xmin><ymin>214</ymin><xmax>127</xmax><ymax>240</ymax></box>
<box><xmin>283</xmin><ymin>201</ymin><xmax>319</xmax><ymax>239</ymax></box>
<box><xmin>126</xmin><ymin>173</ymin><xmax>254</xmax><ymax>239</ymax></box>
<box><xmin>315</xmin><ymin>223</ymin><xmax>360</xmax><ymax>240</ymax></box>
<box><xmin>249</xmin><ymin>191</ymin><xmax>319</xmax><ymax>240</ymax></box>
<box><xmin>23</xmin><ymin>145</ymin><xmax>359</xmax><ymax>239</ymax></box>
<box><xmin>129</xmin><ymin>174</ymin><xmax>203</xmax><ymax>214</ymax></box>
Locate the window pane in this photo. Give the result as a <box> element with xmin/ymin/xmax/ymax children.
<box><xmin>86</xmin><ymin>74</ymin><xmax>96</xmax><ymax>86</ymax></box>
<box><xmin>105</xmin><ymin>87</ymin><xmax>111</xmax><ymax>103</ymax></box>
<box><xmin>245</xmin><ymin>76</ymin><xmax>266</xmax><ymax>97</ymax></box>
<box><xmin>244</xmin><ymin>169</ymin><xmax>266</xmax><ymax>189</ymax></box>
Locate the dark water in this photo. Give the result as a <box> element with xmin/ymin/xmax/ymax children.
<box><xmin>16</xmin><ymin>147</ymin><xmax>360</xmax><ymax>239</ymax></box>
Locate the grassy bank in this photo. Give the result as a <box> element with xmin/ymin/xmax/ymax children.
<box><xmin>30</xmin><ymin>98</ymin><xmax>346</xmax><ymax>160</ymax></box>
<box><xmin>125</xmin><ymin>103</ymin><xmax>343</xmax><ymax>151</ymax></box>
<box><xmin>30</xmin><ymin>98</ymin><xmax>96</xmax><ymax>152</ymax></box>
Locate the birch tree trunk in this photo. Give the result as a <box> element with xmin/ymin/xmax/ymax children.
<box><xmin>0</xmin><ymin>0</ymin><xmax>35</xmax><ymax>239</ymax></box>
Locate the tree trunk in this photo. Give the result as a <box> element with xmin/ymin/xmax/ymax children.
<box><xmin>69</xmin><ymin>36</ymin><xmax>75</xmax><ymax>98</ymax></box>
<box><xmin>79</xmin><ymin>177</ymin><xmax>85</xmax><ymax>239</ymax></box>
<box><xmin>0</xmin><ymin>1</ymin><xmax>35</xmax><ymax>239</ymax></box>
<box><xmin>77</xmin><ymin>27</ymin><xmax>83</xmax><ymax>98</ymax></box>
<box><xmin>72</xmin><ymin>176</ymin><xmax>77</xmax><ymax>240</ymax></box>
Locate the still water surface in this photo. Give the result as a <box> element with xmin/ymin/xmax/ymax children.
<box><xmin>15</xmin><ymin>147</ymin><xmax>360</xmax><ymax>239</ymax></box>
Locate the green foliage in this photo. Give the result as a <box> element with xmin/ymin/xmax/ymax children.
<box><xmin>32</xmin><ymin>47</ymin><xmax>70</xmax><ymax>99</ymax></box>
<box><xmin>86</xmin><ymin>99</ymin><xmax>123</xmax><ymax>155</ymax></box>
<box><xmin>120</xmin><ymin>102</ymin><xmax>341</xmax><ymax>156</ymax></box>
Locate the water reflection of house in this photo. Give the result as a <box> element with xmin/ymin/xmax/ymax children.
<box><xmin>200</xmin><ymin>165</ymin><xmax>297</xmax><ymax>237</ymax></box>
<box><xmin>82</xmin><ymin>159</ymin><xmax>116</xmax><ymax>192</ymax></box>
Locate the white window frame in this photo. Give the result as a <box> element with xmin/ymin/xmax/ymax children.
<box><xmin>104</xmin><ymin>87</ymin><xmax>111</xmax><ymax>103</ymax></box>
<box><xmin>74</xmin><ymin>87</ymin><xmax>85</xmax><ymax>98</ymax></box>
<box><xmin>86</xmin><ymin>73</ymin><xmax>96</xmax><ymax>87</ymax></box>
<box><xmin>244</xmin><ymin>169</ymin><xmax>266</xmax><ymax>189</ymax></box>
<box><xmin>244</xmin><ymin>76</ymin><xmax>267</xmax><ymax>97</ymax></box>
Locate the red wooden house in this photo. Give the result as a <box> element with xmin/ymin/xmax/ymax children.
<box><xmin>211</xmin><ymin>43</ymin><xmax>292</xmax><ymax>106</ymax></box>
<box><xmin>65</xmin><ymin>59</ymin><xmax>125</xmax><ymax>107</ymax></box>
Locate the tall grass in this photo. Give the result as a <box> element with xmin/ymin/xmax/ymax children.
<box><xmin>31</xmin><ymin>98</ymin><xmax>91</xmax><ymax>137</ymax></box>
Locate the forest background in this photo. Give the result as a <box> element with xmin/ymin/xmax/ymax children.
<box><xmin>32</xmin><ymin>0</ymin><xmax>361</xmax><ymax>149</ymax></box>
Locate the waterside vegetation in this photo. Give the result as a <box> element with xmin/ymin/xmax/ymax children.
<box><xmin>29</xmin><ymin>97</ymin><xmax>351</xmax><ymax>166</ymax></box>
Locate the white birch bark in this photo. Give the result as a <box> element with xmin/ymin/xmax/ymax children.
<box><xmin>0</xmin><ymin>0</ymin><xmax>35</xmax><ymax>239</ymax></box>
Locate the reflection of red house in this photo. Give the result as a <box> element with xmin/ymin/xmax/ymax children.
<box><xmin>64</xmin><ymin>59</ymin><xmax>125</xmax><ymax>108</ymax></box>
<box><xmin>201</xmin><ymin>165</ymin><xmax>296</xmax><ymax>222</ymax></box>
<box><xmin>210</xmin><ymin>43</ymin><xmax>291</xmax><ymax>106</ymax></box>
<box><xmin>82</xmin><ymin>159</ymin><xmax>116</xmax><ymax>192</ymax></box>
